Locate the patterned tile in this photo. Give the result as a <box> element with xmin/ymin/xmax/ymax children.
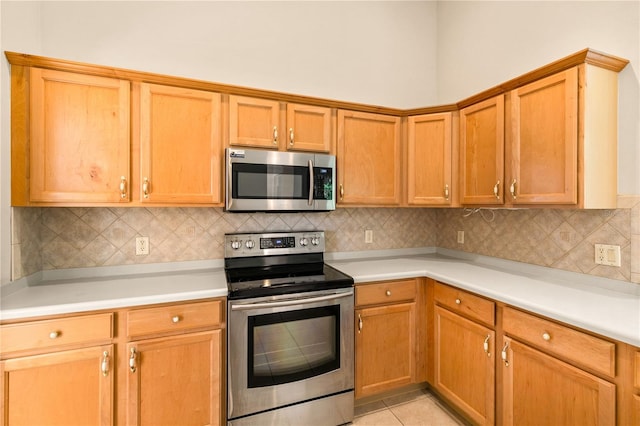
<box><xmin>9</xmin><ymin>200</ymin><xmax>640</xmax><ymax>286</ymax></box>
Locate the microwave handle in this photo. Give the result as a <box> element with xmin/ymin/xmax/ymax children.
<box><xmin>308</xmin><ymin>159</ymin><xmax>314</xmax><ymax>206</ymax></box>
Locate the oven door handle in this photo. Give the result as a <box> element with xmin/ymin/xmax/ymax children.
<box><xmin>230</xmin><ymin>291</ymin><xmax>352</xmax><ymax>310</ymax></box>
<box><xmin>308</xmin><ymin>159</ymin><xmax>314</xmax><ymax>206</ymax></box>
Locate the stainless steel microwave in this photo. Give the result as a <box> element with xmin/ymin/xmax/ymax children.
<box><xmin>225</xmin><ymin>148</ymin><xmax>336</xmax><ymax>212</ymax></box>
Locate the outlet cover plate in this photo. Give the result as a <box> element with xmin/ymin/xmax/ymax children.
<box><xmin>594</xmin><ymin>244</ymin><xmax>620</xmax><ymax>267</ymax></box>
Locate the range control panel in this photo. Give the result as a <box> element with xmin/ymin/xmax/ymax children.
<box><xmin>224</xmin><ymin>231</ymin><xmax>325</xmax><ymax>258</ymax></box>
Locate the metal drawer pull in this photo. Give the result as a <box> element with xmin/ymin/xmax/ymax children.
<box><xmin>444</xmin><ymin>184</ymin><xmax>450</xmax><ymax>200</ymax></box>
<box><xmin>358</xmin><ymin>314</ymin><xmax>363</xmax><ymax>333</ymax></box>
<box><xmin>142</xmin><ymin>177</ymin><xmax>150</xmax><ymax>198</ymax></box>
<box><xmin>483</xmin><ymin>335</ymin><xmax>491</xmax><ymax>357</ymax></box>
<box><xmin>510</xmin><ymin>179</ymin><xmax>517</xmax><ymax>199</ymax></box>
<box><xmin>289</xmin><ymin>128</ymin><xmax>294</xmax><ymax>146</ymax></box>
<box><xmin>101</xmin><ymin>351</ymin><xmax>110</xmax><ymax>376</ymax></box>
<box><xmin>172</xmin><ymin>315</ymin><xmax>181</xmax><ymax>323</ymax></box>
<box><xmin>231</xmin><ymin>291</ymin><xmax>352</xmax><ymax>310</ymax></box>
<box><xmin>49</xmin><ymin>331</ymin><xmax>60</xmax><ymax>339</ymax></box>
<box><xmin>386</xmin><ymin>290</ymin><xmax>391</xmax><ymax>296</ymax></box>
<box><xmin>455</xmin><ymin>298</ymin><xmax>461</xmax><ymax>305</ymax></box>
<box><xmin>493</xmin><ymin>180</ymin><xmax>500</xmax><ymax>200</ymax></box>
<box><xmin>501</xmin><ymin>341</ymin><xmax>510</xmax><ymax>367</ymax></box>
<box><xmin>273</xmin><ymin>126</ymin><xmax>278</xmax><ymax>145</ymax></box>
<box><xmin>339</xmin><ymin>184</ymin><xmax>344</xmax><ymax>200</ymax></box>
<box><xmin>119</xmin><ymin>176</ymin><xmax>127</xmax><ymax>199</ymax></box>
<box><xmin>129</xmin><ymin>347</ymin><xmax>137</xmax><ymax>373</ymax></box>
<box><xmin>542</xmin><ymin>332</ymin><xmax>551</xmax><ymax>341</ymax></box>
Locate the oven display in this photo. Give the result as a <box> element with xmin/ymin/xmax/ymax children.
<box><xmin>260</xmin><ymin>236</ymin><xmax>295</xmax><ymax>249</ymax></box>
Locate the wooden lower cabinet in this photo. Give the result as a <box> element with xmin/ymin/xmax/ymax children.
<box><xmin>126</xmin><ymin>330</ymin><xmax>221</xmax><ymax>425</ymax></box>
<box><xmin>356</xmin><ymin>302</ymin><xmax>416</xmax><ymax>398</ymax></box>
<box><xmin>501</xmin><ymin>337</ymin><xmax>616</xmax><ymax>426</ymax></box>
<box><xmin>433</xmin><ymin>306</ymin><xmax>495</xmax><ymax>425</ymax></box>
<box><xmin>1</xmin><ymin>344</ymin><xmax>114</xmax><ymax>425</ymax></box>
<box><xmin>355</xmin><ymin>279</ymin><xmax>419</xmax><ymax>398</ymax></box>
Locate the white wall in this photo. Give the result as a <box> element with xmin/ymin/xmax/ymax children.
<box><xmin>436</xmin><ymin>0</ymin><xmax>640</xmax><ymax>194</ymax></box>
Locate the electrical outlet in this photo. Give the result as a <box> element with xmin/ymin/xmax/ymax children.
<box><xmin>136</xmin><ymin>236</ymin><xmax>149</xmax><ymax>256</ymax></box>
<box><xmin>457</xmin><ymin>231</ymin><xmax>464</xmax><ymax>244</ymax></box>
<box><xmin>594</xmin><ymin>244</ymin><xmax>620</xmax><ymax>266</ymax></box>
<box><xmin>364</xmin><ymin>229</ymin><xmax>373</xmax><ymax>244</ymax></box>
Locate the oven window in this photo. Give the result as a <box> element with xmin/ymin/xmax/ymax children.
<box><xmin>232</xmin><ymin>163</ymin><xmax>309</xmax><ymax>199</ymax></box>
<box><xmin>248</xmin><ymin>306</ymin><xmax>340</xmax><ymax>388</ymax></box>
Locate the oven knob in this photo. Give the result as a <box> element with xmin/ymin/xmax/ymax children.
<box><xmin>245</xmin><ymin>240</ymin><xmax>255</xmax><ymax>249</ymax></box>
<box><xmin>300</xmin><ymin>237</ymin><xmax>308</xmax><ymax>246</ymax></box>
<box><xmin>230</xmin><ymin>240</ymin><xmax>241</xmax><ymax>250</ymax></box>
<box><xmin>311</xmin><ymin>236</ymin><xmax>320</xmax><ymax>246</ymax></box>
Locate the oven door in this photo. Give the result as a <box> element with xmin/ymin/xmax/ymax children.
<box><xmin>227</xmin><ymin>288</ymin><xmax>354</xmax><ymax>421</ymax></box>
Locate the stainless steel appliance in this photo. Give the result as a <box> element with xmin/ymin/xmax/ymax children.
<box><xmin>225</xmin><ymin>231</ymin><xmax>354</xmax><ymax>426</ymax></box>
<box><xmin>225</xmin><ymin>148</ymin><xmax>336</xmax><ymax>212</ymax></box>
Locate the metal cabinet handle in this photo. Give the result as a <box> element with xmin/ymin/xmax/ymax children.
<box><xmin>339</xmin><ymin>184</ymin><xmax>344</xmax><ymax>200</ymax></box>
<box><xmin>49</xmin><ymin>331</ymin><xmax>60</xmax><ymax>339</ymax></box>
<box><xmin>444</xmin><ymin>184</ymin><xmax>450</xmax><ymax>200</ymax></box>
<box><xmin>455</xmin><ymin>298</ymin><xmax>461</xmax><ymax>305</ymax></box>
<box><xmin>172</xmin><ymin>315</ymin><xmax>180</xmax><ymax>324</ymax></box>
<box><xmin>510</xmin><ymin>179</ymin><xmax>517</xmax><ymax>200</ymax></box>
<box><xmin>119</xmin><ymin>176</ymin><xmax>127</xmax><ymax>199</ymax></box>
<box><xmin>493</xmin><ymin>180</ymin><xmax>500</xmax><ymax>200</ymax></box>
<box><xmin>358</xmin><ymin>314</ymin><xmax>363</xmax><ymax>333</ymax></box>
<box><xmin>129</xmin><ymin>347</ymin><xmax>137</xmax><ymax>373</ymax></box>
<box><xmin>385</xmin><ymin>290</ymin><xmax>391</xmax><ymax>296</ymax></box>
<box><xmin>101</xmin><ymin>351</ymin><xmax>110</xmax><ymax>376</ymax></box>
<box><xmin>483</xmin><ymin>335</ymin><xmax>491</xmax><ymax>357</ymax></box>
<box><xmin>289</xmin><ymin>128</ymin><xmax>294</xmax><ymax>146</ymax></box>
<box><xmin>273</xmin><ymin>126</ymin><xmax>278</xmax><ymax>145</ymax></box>
<box><xmin>142</xmin><ymin>177</ymin><xmax>150</xmax><ymax>199</ymax></box>
<box><xmin>542</xmin><ymin>332</ymin><xmax>551</xmax><ymax>341</ymax></box>
<box><xmin>501</xmin><ymin>341</ymin><xmax>510</xmax><ymax>367</ymax></box>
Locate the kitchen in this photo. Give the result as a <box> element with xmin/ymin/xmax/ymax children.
<box><xmin>1</xmin><ymin>1</ymin><xmax>640</xmax><ymax>425</ymax></box>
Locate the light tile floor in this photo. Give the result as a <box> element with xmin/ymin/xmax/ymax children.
<box><xmin>353</xmin><ymin>389</ymin><xmax>467</xmax><ymax>426</ymax></box>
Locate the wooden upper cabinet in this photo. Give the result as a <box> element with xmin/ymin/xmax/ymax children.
<box><xmin>139</xmin><ymin>83</ymin><xmax>222</xmax><ymax>204</ymax></box>
<box><xmin>285</xmin><ymin>103</ymin><xmax>332</xmax><ymax>152</ymax></box>
<box><xmin>337</xmin><ymin>110</ymin><xmax>402</xmax><ymax>205</ymax></box>
<box><xmin>459</xmin><ymin>95</ymin><xmax>505</xmax><ymax>205</ymax></box>
<box><xmin>228</xmin><ymin>95</ymin><xmax>280</xmax><ymax>149</ymax></box>
<box><xmin>228</xmin><ymin>95</ymin><xmax>332</xmax><ymax>152</ymax></box>
<box><xmin>407</xmin><ymin>112</ymin><xmax>457</xmax><ymax>206</ymax></box>
<box><xmin>508</xmin><ymin>67</ymin><xmax>578</xmax><ymax>205</ymax></box>
<box><xmin>28</xmin><ymin>68</ymin><xmax>130</xmax><ymax>203</ymax></box>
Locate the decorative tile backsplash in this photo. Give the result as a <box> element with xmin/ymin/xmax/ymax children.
<box><xmin>10</xmin><ymin>197</ymin><xmax>640</xmax><ymax>285</ymax></box>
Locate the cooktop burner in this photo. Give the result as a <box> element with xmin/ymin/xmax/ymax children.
<box><xmin>224</xmin><ymin>231</ymin><xmax>353</xmax><ymax>300</ymax></box>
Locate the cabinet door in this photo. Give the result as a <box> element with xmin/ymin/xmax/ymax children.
<box><xmin>502</xmin><ymin>337</ymin><xmax>615</xmax><ymax>426</ymax></box>
<box><xmin>508</xmin><ymin>67</ymin><xmax>578</xmax><ymax>204</ymax></box>
<box><xmin>355</xmin><ymin>302</ymin><xmax>415</xmax><ymax>398</ymax></box>
<box><xmin>126</xmin><ymin>330</ymin><xmax>221</xmax><ymax>426</ymax></box>
<box><xmin>407</xmin><ymin>112</ymin><xmax>453</xmax><ymax>206</ymax></box>
<box><xmin>29</xmin><ymin>68</ymin><xmax>130</xmax><ymax>203</ymax></box>
<box><xmin>460</xmin><ymin>95</ymin><xmax>504</xmax><ymax>205</ymax></box>
<box><xmin>434</xmin><ymin>306</ymin><xmax>495</xmax><ymax>425</ymax></box>
<box><xmin>285</xmin><ymin>103</ymin><xmax>332</xmax><ymax>152</ymax></box>
<box><xmin>140</xmin><ymin>83</ymin><xmax>222</xmax><ymax>204</ymax></box>
<box><xmin>229</xmin><ymin>95</ymin><xmax>280</xmax><ymax>149</ymax></box>
<box><xmin>337</xmin><ymin>110</ymin><xmax>401</xmax><ymax>205</ymax></box>
<box><xmin>1</xmin><ymin>344</ymin><xmax>114</xmax><ymax>425</ymax></box>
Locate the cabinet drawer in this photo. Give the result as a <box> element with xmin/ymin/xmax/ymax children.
<box><xmin>0</xmin><ymin>313</ymin><xmax>113</xmax><ymax>355</ymax></box>
<box><xmin>434</xmin><ymin>282</ymin><xmax>495</xmax><ymax>326</ymax></box>
<box><xmin>503</xmin><ymin>306</ymin><xmax>615</xmax><ymax>377</ymax></box>
<box><xmin>127</xmin><ymin>300</ymin><xmax>222</xmax><ymax>339</ymax></box>
<box><xmin>356</xmin><ymin>280</ymin><xmax>416</xmax><ymax>307</ymax></box>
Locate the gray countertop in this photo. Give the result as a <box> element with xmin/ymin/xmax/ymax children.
<box><xmin>2</xmin><ymin>248</ymin><xmax>639</xmax><ymax>348</ymax></box>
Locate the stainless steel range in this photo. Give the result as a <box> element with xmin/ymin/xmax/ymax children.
<box><xmin>225</xmin><ymin>231</ymin><xmax>354</xmax><ymax>426</ymax></box>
